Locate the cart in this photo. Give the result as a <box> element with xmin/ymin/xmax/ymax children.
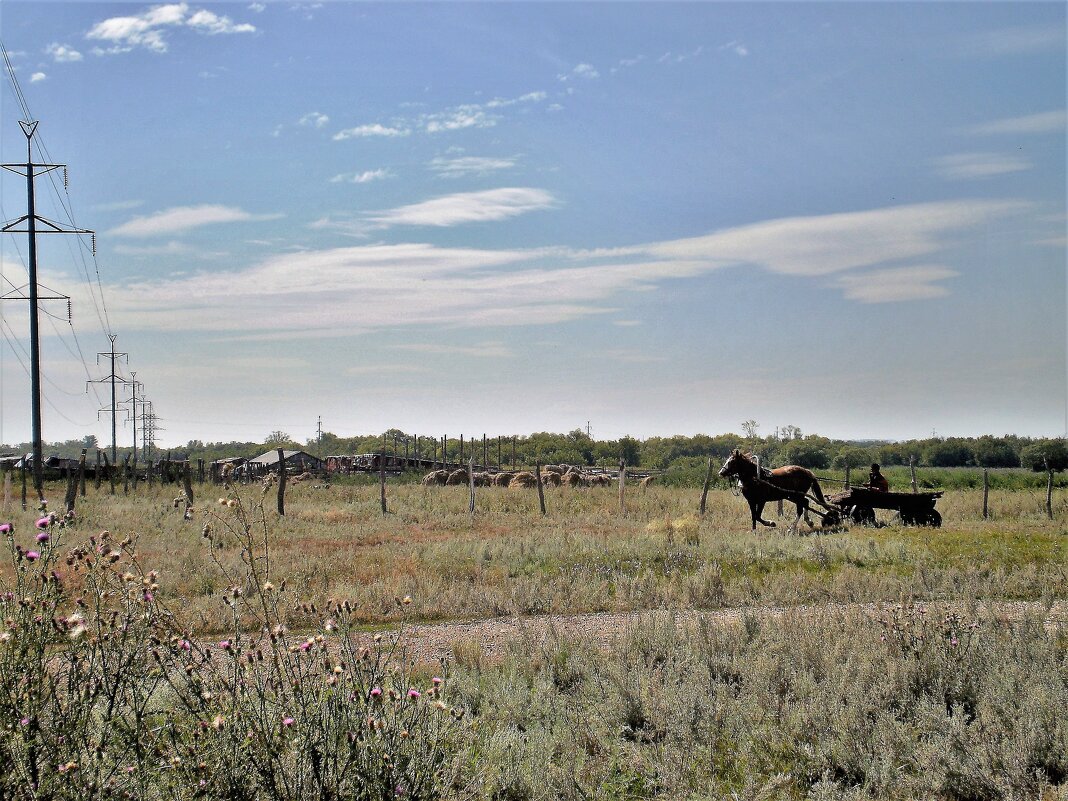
<box><xmin>824</xmin><ymin>487</ymin><xmax>943</xmax><ymax>527</ymax></box>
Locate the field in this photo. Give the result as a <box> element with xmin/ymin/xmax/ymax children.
<box><xmin>1</xmin><ymin>474</ymin><xmax>1065</xmax><ymax>800</ymax></box>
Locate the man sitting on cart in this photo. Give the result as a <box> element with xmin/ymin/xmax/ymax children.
<box><xmin>866</xmin><ymin>463</ymin><xmax>889</xmax><ymax>492</ymax></box>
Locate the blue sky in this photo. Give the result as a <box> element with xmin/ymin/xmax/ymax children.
<box><xmin>0</xmin><ymin>1</ymin><xmax>1064</xmax><ymax>448</ymax></box>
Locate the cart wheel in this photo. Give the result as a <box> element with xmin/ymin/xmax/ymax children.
<box><xmin>924</xmin><ymin>510</ymin><xmax>942</xmax><ymax>528</ymax></box>
<box><xmin>822</xmin><ymin>510</ymin><xmax>841</xmax><ymax>528</ymax></box>
<box><xmin>850</xmin><ymin>505</ymin><xmax>875</xmax><ymax>525</ymax></box>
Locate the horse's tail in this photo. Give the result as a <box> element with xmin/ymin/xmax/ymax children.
<box><xmin>809</xmin><ymin>474</ymin><xmax>827</xmax><ymax>506</ymax></box>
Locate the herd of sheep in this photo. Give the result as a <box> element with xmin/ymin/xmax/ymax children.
<box><xmin>421</xmin><ymin>464</ymin><xmax>653</xmax><ymax>489</ymax></box>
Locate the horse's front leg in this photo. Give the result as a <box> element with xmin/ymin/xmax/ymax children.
<box><xmin>790</xmin><ymin>500</ymin><xmax>808</xmax><ymax>534</ymax></box>
<box><xmin>753</xmin><ymin>501</ymin><xmax>776</xmax><ymax>528</ymax></box>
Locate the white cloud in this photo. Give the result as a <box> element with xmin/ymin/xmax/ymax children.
<box><xmin>29</xmin><ymin>72</ymin><xmax>47</xmax><ymax>83</ymax></box>
<box><xmin>367</xmin><ymin>188</ymin><xmax>557</xmax><ymax>228</ymax></box>
<box><xmin>100</xmin><ymin>200</ymin><xmax>1021</xmax><ymax>336</ymax></box>
<box><xmin>45</xmin><ymin>43</ymin><xmax>83</xmax><ymax>62</ymax></box>
<box><xmin>92</xmin><ymin>199</ymin><xmax>145</xmax><ymax>213</ymax></box>
<box><xmin>391</xmin><ymin>342</ymin><xmax>513</xmax><ymax>358</ymax></box>
<box><xmin>428</xmin><ymin>156</ymin><xmax>517</xmax><ymax>178</ymax></box>
<box><xmin>333</xmin><ymin>123</ymin><xmax>409</xmax><ymax>140</ymax></box>
<box><xmin>86</xmin><ymin>3</ymin><xmax>256</xmax><ymax>54</ymax></box>
<box><xmin>834</xmin><ymin>265</ymin><xmax>958</xmax><ymax>303</ymax></box>
<box><xmin>485</xmin><ymin>91</ymin><xmax>547</xmax><ymax>109</ymax></box>
<box><xmin>963</xmin><ymin>24</ymin><xmax>1066</xmax><ymax>56</ymax></box>
<box><xmin>329</xmin><ymin>169</ymin><xmax>390</xmax><ymax>184</ymax></box>
<box><xmin>965</xmin><ymin>110</ymin><xmax>1067</xmax><ymax>136</ymax></box>
<box><xmin>112</xmin><ymin>241</ymin><xmax>192</xmax><ymax>256</ymax></box>
<box><xmin>248</xmin><ymin>2</ymin><xmax>266</xmax><ymax>11</ymax></box>
<box><xmin>934</xmin><ymin>152</ymin><xmax>1031</xmax><ymax>180</ymax></box>
<box><xmin>423</xmin><ymin>106</ymin><xmax>495</xmax><ymax>133</ymax></box>
<box><xmin>560</xmin><ymin>63</ymin><xmax>599</xmax><ymax>81</ymax></box>
<box><xmin>299</xmin><ymin>111</ymin><xmax>330</xmax><ymax>128</ymax></box>
<box><xmin>718</xmin><ymin>41</ymin><xmax>748</xmax><ymax>57</ymax></box>
<box><xmin>110</xmin><ymin>204</ymin><xmax>281</xmax><ymax>237</ymax></box>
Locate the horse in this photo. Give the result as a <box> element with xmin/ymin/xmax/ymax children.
<box><xmin>718</xmin><ymin>449</ymin><xmax>827</xmax><ymax>532</ymax></box>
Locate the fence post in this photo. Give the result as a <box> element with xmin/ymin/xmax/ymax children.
<box><xmin>618</xmin><ymin>458</ymin><xmax>626</xmax><ymax>517</ymax></box>
<box><xmin>21</xmin><ymin>462</ymin><xmax>27</xmax><ymax>511</ymax></box>
<box><xmin>909</xmin><ymin>456</ymin><xmax>918</xmax><ymax>493</ymax></box>
<box><xmin>277</xmin><ymin>448</ymin><xmax>287</xmax><ymax>516</ymax></box>
<box><xmin>64</xmin><ymin>465</ymin><xmax>77</xmax><ymax>513</ymax></box>
<box><xmin>95</xmin><ymin>450</ymin><xmax>102</xmax><ymax>491</ymax></box>
<box><xmin>379</xmin><ymin>452</ymin><xmax>387</xmax><ymax>515</ymax></box>
<box><xmin>183</xmin><ymin>462</ymin><xmax>195</xmax><ymax>509</ymax></box>
<box><xmin>844</xmin><ymin>464</ymin><xmax>851</xmax><ymax>490</ymax></box>
<box><xmin>1045</xmin><ymin>458</ymin><xmax>1054</xmax><ymax>520</ymax></box>
<box><xmin>468</xmin><ymin>457</ymin><xmax>476</xmax><ymax>517</ymax></box>
<box><xmin>198</xmin><ymin>459</ymin><xmax>205</xmax><ymax>484</ymax></box>
<box><xmin>699</xmin><ymin>457</ymin><xmax>714</xmax><ymax>516</ymax></box>
<box><xmin>102</xmin><ymin>452</ymin><xmax>115</xmax><ymax>495</ymax></box>
<box><xmin>982</xmin><ymin>468</ymin><xmax>989</xmax><ymax>519</ymax></box>
<box><xmin>122</xmin><ymin>455</ymin><xmax>130</xmax><ymax>495</ymax></box>
<box><xmin>535</xmin><ymin>462</ymin><xmax>546</xmax><ymax>516</ymax></box>
<box><xmin>78</xmin><ymin>449</ymin><xmax>87</xmax><ymax>498</ymax></box>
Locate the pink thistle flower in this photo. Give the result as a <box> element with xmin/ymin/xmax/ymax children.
<box><xmin>178</xmin><ymin>639</ymin><xmax>192</xmax><ymax>651</ymax></box>
<box><xmin>431</xmin><ymin>677</ymin><xmax>443</xmax><ymax>686</ymax></box>
<box><xmin>218</xmin><ymin>640</ymin><xmax>231</xmax><ymax>650</ymax></box>
<box><xmin>407</xmin><ymin>688</ymin><xmax>421</xmax><ymax>700</ymax></box>
<box><xmin>282</xmin><ymin>717</ymin><xmax>294</xmax><ymax>727</ymax></box>
<box><xmin>24</xmin><ymin>551</ymin><xmax>40</xmax><ymax>562</ymax></box>
<box><xmin>19</xmin><ymin>717</ymin><xmax>29</xmax><ymax>726</ymax></box>
<box><xmin>35</xmin><ymin>517</ymin><xmax>50</xmax><ymax>530</ymax></box>
<box><xmin>35</xmin><ymin>532</ymin><xmax>49</xmax><ymax>544</ymax></box>
<box><xmin>298</xmin><ymin>640</ymin><xmax>312</xmax><ymax>652</ymax></box>
<box><xmin>369</xmin><ymin>687</ymin><xmax>382</xmax><ymax>700</ymax></box>
<box><xmin>0</xmin><ymin>523</ymin><xmax>12</xmax><ymax>535</ymax></box>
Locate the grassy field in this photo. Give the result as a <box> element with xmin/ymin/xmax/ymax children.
<box><xmin>13</xmin><ymin>475</ymin><xmax>1062</xmax><ymax>633</ymax></box>
<box><xmin>1</xmin><ymin>475</ymin><xmax>1065</xmax><ymax>800</ymax></box>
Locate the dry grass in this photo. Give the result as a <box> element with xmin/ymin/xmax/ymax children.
<box><xmin>5</xmin><ymin>478</ymin><xmax>1062</xmax><ymax>635</ymax></box>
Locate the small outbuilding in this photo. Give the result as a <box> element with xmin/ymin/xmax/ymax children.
<box><xmin>248</xmin><ymin>450</ymin><xmax>323</xmax><ymax>474</ymax></box>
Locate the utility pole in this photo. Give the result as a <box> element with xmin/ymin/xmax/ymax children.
<box><xmin>586</xmin><ymin>421</ymin><xmax>591</xmax><ymax>438</ymax></box>
<box><xmin>316</xmin><ymin>416</ymin><xmax>323</xmax><ymax>460</ymax></box>
<box><xmin>1</xmin><ymin>120</ymin><xmax>91</xmax><ymax>492</ymax></box>
<box><xmin>88</xmin><ymin>335</ymin><xmax>129</xmax><ymax>464</ymax></box>
<box><xmin>125</xmin><ymin>372</ymin><xmax>143</xmax><ymax>463</ymax></box>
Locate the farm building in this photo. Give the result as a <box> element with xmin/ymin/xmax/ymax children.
<box><xmin>248</xmin><ymin>450</ymin><xmax>323</xmax><ymax>474</ymax></box>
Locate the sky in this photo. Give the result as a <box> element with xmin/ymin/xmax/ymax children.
<box><xmin>0</xmin><ymin>1</ymin><xmax>1064</xmax><ymax>449</ymax></box>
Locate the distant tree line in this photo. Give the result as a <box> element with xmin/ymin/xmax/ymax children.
<box><xmin>4</xmin><ymin>429</ymin><xmax>1064</xmax><ymax>475</ymax></box>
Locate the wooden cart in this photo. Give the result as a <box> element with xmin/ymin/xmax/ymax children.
<box><xmin>825</xmin><ymin>487</ymin><xmax>943</xmax><ymax>527</ymax></box>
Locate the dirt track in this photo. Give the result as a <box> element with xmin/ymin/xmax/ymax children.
<box><xmin>381</xmin><ymin>600</ymin><xmax>1068</xmax><ymax>665</ymax></box>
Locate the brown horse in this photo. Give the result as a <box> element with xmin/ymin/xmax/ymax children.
<box><xmin>719</xmin><ymin>450</ymin><xmax>827</xmax><ymax>531</ymax></box>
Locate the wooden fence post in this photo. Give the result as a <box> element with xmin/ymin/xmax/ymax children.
<box><xmin>148</xmin><ymin>457</ymin><xmax>155</xmax><ymax>487</ymax></box>
<box><xmin>21</xmin><ymin>462</ymin><xmax>27</xmax><ymax>511</ymax></box>
<box><xmin>459</xmin><ymin>435</ymin><xmax>464</xmax><ymax>465</ymax></box>
<box><xmin>1045</xmin><ymin>458</ymin><xmax>1054</xmax><ymax>520</ymax></box>
<box><xmin>183</xmin><ymin>462</ymin><xmax>195</xmax><ymax>508</ymax></box>
<box><xmin>78</xmin><ymin>448</ymin><xmax>87</xmax><ymax>498</ymax></box>
<box><xmin>277</xmin><ymin>448</ymin><xmax>287</xmax><ymax>516</ymax></box>
<box><xmin>909</xmin><ymin>455</ymin><xmax>918</xmax><ymax>493</ymax></box>
<box><xmin>482</xmin><ymin>434</ymin><xmax>487</xmax><ymax>471</ymax></box>
<box><xmin>982</xmin><ymin>468</ymin><xmax>989</xmax><ymax>520</ymax></box>
<box><xmin>699</xmin><ymin>457</ymin><xmax>714</xmax><ymax>516</ymax></box>
<box><xmin>512</xmin><ymin>436</ymin><xmax>516</xmax><ymax>470</ymax></box>
<box><xmin>468</xmin><ymin>457</ymin><xmax>476</xmax><ymax>517</ymax></box>
<box><xmin>102</xmin><ymin>452</ymin><xmax>116</xmax><ymax>495</ymax></box>
<box><xmin>497</xmin><ymin>436</ymin><xmax>502</xmax><ymax>470</ymax></box>
<box><xmin>535</xmin><ymin>462</ymin><xmax>546</xmax><ymax>516</ymax></box>
<box><xmin>95</xmin><ymin>450</ymin><xmax>102</xmax><ymax>491</ymax></box>
<box><xmin>122</xmin><ymin>455</ymin><xmax>130</xmax><ymax>495</ymax></box>
<box><xmin>618</xmin><ymin>458</ymin><xmax>627</xmax><ymax>517</ymax></box>
<box><xmin>844</xmin><ymin>464</ymin><xmax>851</xmax><ymax>490</ymax></box>
<box><xmin>197</xmin><ymin>459</ymin><xmax>205</xmax><ymax>484</ymax></box>
<box><xmin>2</xmin><ymin>468</ymin><xmax>10</xmax><ymax>514</ymax></box>
<box><xmin>64</xmin><ymin>465</ymin><xmax>77</xmax><ymax>513</ymax></box>
<box><xmin>379</xmin><ymin>451</ymin><xmax>387</xmax><ymax>515</ymax></box>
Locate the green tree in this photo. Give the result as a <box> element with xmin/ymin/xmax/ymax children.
<box><xmin>781</xmin><ymin>439</ymin><xmax>830</xmax><ymax>469</ymax></box>
<box><xmin>973</xmin><ymin>437</ymin><xmax>1021</xmax><ymax>468</ymax></box>
<box><xmin>1020</xmin><ymin>439</ymin><xmax>1068</xmax><ymax>472</ymax></box>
